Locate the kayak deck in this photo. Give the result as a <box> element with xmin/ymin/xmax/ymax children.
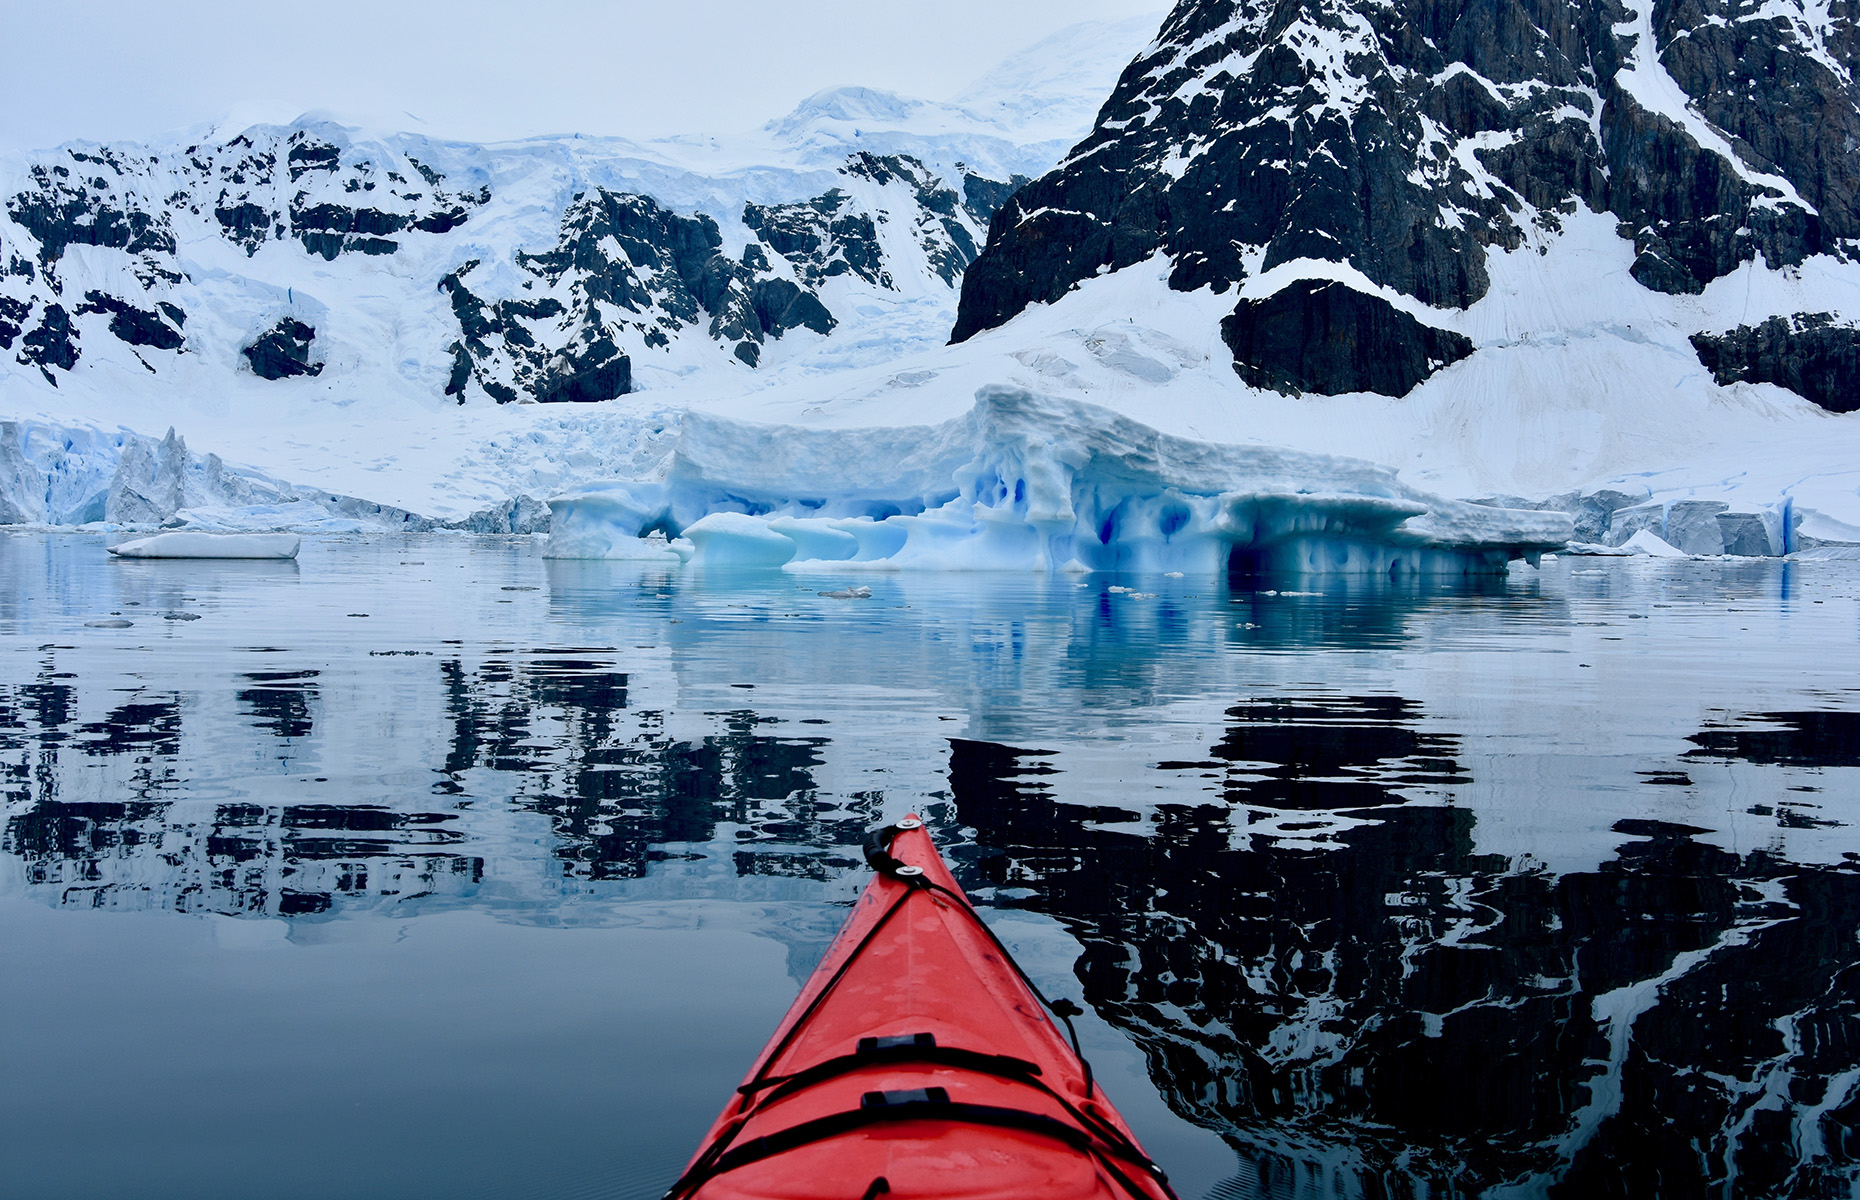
<box><xmin>667</xmin><ymin>818</ymin><xmax>1176</xmax><ymax>1200</ymax></box>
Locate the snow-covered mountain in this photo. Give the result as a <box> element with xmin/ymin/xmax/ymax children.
<box><xmin>0</xmin><ymin>126</ymin><xmax>1020</xmax><ymax>406</ymax></box>
<box><xmin>2</xmin><ymin>3</ymin><xmax>1858</xmax><ymax>556</ymax></box>
<box><xmin>0</xmin><ymin>14</ymin><xmax>1166</xmax><ymax>419</ymax></box>
<box><xmin>957</xmin><ymin>0</ymin><xmax>1858</xmax><ymax>407</ymax></box>
<box><xmin>940</xmin><ymin>0</ymin><xmax>1860</xmax><ymax>549</ymax></box>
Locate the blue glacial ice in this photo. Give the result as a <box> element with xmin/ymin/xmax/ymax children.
<box><xmin>544</xmin><ymin>387</ymin><xmax>1572</xmax><ymax>575</ymax></box>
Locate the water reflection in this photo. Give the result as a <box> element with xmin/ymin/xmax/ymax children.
<box><xmin>952</xmin><ymin>736</ymin><xmax>1860</xmax><ymax>1199</ymax></box>
<box><xmin>1</xmin><ymin>647</ymin><xmax>873</xmax><ymax>914</ymax></box>
<box><xmin>1688</xmin><ymin>708</ymin><xmax>1860</xmax><ymax>768</ymax></box>
<box><xmin>1194</xmin><ymin>695</ymin><xmax>1465</xmax><ymax>810</ymax></box>
<box><xmin>239</xmin><ymin>670</ymin><xmax>318</xmax><ymax>740</ymax></box>
<box><xmin>3</xmin><ymin>534</ymin><xmax>1859</xmax><ymax>1199</ymax></box>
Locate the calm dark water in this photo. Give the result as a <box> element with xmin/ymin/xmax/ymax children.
<box><xmin>3</xmin><ymin>531</ymin><xmax>1859</xmax><ymax>1199</ymax></box>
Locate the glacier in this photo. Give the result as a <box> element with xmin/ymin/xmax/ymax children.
<box><xmin>543</xmin><ymin>387</ymin><xmax>1571</xmax><ymax>575</ymax></box>
<box><xmin>0</xmin><ymin>418</ymin><xmax>547</xmax><ymax>534</ymax></box>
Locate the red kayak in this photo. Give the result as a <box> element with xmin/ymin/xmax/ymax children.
<box><xmin>665</xmin><ymin>817</ymin><xmax>1178</xmax><ymax>1200</ymax></box>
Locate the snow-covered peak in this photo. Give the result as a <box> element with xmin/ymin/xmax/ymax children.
<box><xmin>756</xmin><ymin>13</ymin><xmax>1165</xmax><ymax>182</ymax></box>
<box><xmin>949</xmin><ymin>12</ymin><xmax>1169</xmax><ymax>139</ymax></box>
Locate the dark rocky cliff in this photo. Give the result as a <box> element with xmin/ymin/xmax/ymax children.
<box><xmin>953</xmin><ymin>0</ymin><xmax>1860</xmax><ymax>403</ymax></box>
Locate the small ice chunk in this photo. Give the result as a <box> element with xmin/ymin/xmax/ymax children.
<box><xmin>108</xmin><ymin>532</ymin><xmax>301</xmax><ymax>559</ymax></box>
<box><xmin>1620</xmin><ymin>530</ymin><xmax>1687</xmax><ymax>558</ymax></box>
<box><xmin>85</xmin><ymin>619</ymin><xmax>134</xmax><ymax>628</ymax></box>
<box><xmin>818</xmin><ymin>586</ymin><xmax>873</xmax><ymax>599</ymax></box>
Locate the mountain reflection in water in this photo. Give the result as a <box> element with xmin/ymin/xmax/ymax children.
<box><xmin>953</xmin><ymin>737</ymin><xmax>1860</xmax><ymax>1199</ymax></box>
<box><xmin>3</xmin><ymin>533</ymin><xmax>1859</xmax><ymax>1199</ymax></box>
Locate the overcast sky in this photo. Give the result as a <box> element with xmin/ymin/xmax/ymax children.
<box><xmin>1</xmin><ymin>0</ymin><xmax>1165</xmax><ymax>152</ymax></box>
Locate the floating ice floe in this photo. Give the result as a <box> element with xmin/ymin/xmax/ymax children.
<box><xmin>545</xmin><ymin>388</ymin><xmax>1569</xmax><ymax>575</ymax></box>
<box><xmin>108</xmin><ymin>532</ymin><xmax>302</xmax><ymax>560</ymax></box>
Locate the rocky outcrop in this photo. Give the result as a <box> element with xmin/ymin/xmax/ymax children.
<box><xmin>842</xmin><ymin>153</ymin><xmax>984</xmax><ymax>285</ymax></box>
<box><xmin>953</xmin><ymin>0</ymin><xmax>1857</xmax><ymax>393</ymax></box>
<box><xmin>1220</xmin><ymin>281</ymin><xmax>1474</xmax><ymax>396</ymax></box>
<box><xmin>959</xmin><ymin>170</ymin><xmax>1031</xmax><ymax>229</ymax></box>
<box><xmin>1653</xmin><ymin>0</ymin><xmax>1860</xmax><ymax>255</ymax></box>
<box><xmin>743</xmin><ymin>191</ymin><xmax>891</xmax><ymax>291</ymax></box>
<box><xmin>434</xmin><ymin>158</ymin><xmax>1003</xmax><ymax>397</ymax></box>
<box><xmin>1692</xmin><ymin>314</ymin><xmax>1860</xmax><ymax>413</ymax></box>
<box><xmin>0</xmin><ymin>296</ymin><xmax>31</xmax><ymax>352</ymax></box>
<box><xmin>242</xmin><ymin>318</ymin><xmax>322</xmax><ymax>380</ymax></box>
<box><xmin>75</xmin><ymin>291</ymin><xmax>184</xmax><ymax>352</ymax></box>
<box><xmin>19</xmin><ymin>303</ymin><xmax>77</xmax><ymax>383</ymax></box>
<box><xmin>5</xmin><ymin>154</ymin><xmax>177</xmax><ymax>267</ymax></box>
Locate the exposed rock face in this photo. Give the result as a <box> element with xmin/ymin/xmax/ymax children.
<box><xmin>953</xmin><ymin>0</ymin><xmax>1859</xmax><ymax>396</ymax></box>
<box><xmin>842</xmin><ymin>152</ymin><xmax>985</xmax><ymax>285</ymax></box>
<box><xmin>215</xmin><ymin>130</ymin><xmax>489</xmax><ymax>262</ymax></box>
<box><xmin>1692</xmin><ymin>314</ymin><xmax>1860</xmax><ymax>413</ymax></box>
<box><xmin>960</xmin><ymin>170</ymin><xmax>1032</xmax><ymax>229</ymax></box>
<box><xmin>75</xmin><ymin>291</ymin><xmax>184</xmax><ymax>352</ymax></box>
<box><xmin>743</xmin><ymin>190</ymin><xmax>891</xmax><ymax>291</ymax></box>
<box><xmin>0</xmin><ymin>125</ymin><xmax>1015</xmax><ymax>401</ymax></box>
<box><xmin>6</xmin><ymin>152</ymin><xmax>177</xmax><ymax>266</ymax></box>
<box><xmin>243</xmin><ymin>318</ymin><xmax>322</xmax><ymax>380</ymax></box>
<box><xmin>1651</xmin><ymin>0</ymin><xmax>1860</xmax><ymax>261</ymax></box>
<box><xmin>1220</xmin><ymin>281</ymin><xmax>1474</xmax><ymax>396</ymax></box>
<box><xmin>0</xmin><ymin>296</ymin><xmax>25</xmax><ymax>352</ymax></box>
<box><xmin>19</xmin><ymin>303</ymin><xmax>77</xmax><ymax>382</ymax></box>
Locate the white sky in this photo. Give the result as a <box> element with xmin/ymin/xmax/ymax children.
<box><xmin>1</xmin><ymin>0</ymin><xmax>1165</xmax><ymax>152</ymax></box>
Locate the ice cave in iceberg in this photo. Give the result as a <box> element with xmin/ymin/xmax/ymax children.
<box><xmin>544</xmin><ymin>388</ymin><xmax>1571</xmax><ymax>575</ymax></box>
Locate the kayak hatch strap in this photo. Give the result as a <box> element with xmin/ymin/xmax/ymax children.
<box><xmin>737</xmin><ymin>1041</ymin><xmax>1046</xmax><ymax>1105</ymax></box>
<box><xmin>860</xmin><ymin>1180</ymin><xmax>890</xmax><ymax>1200</ymax></box>
<box><xmin>703</xmin><ymin>1096</ymin><xmax>1177</xmax><ymax>1200</ymax></box>
<box><xmin>897</xmin><ymin>878</ymin><xmax>1183</xmax><ymax>1197</ymax></box>
<box><xmin>667</xmin><ymin>824</ymin><xmax>1181</xmax><ymax>1200</ymax></box>
<box><xmin>868</xmin><ymin>823</ymin><xmax>1104</xmax><ymax>1099</ymax></box>
<box><xmin>708</xmin><ymin>1097</ymin><xmax>1095</xmax><ymax>1176</ymax></box>
<box><xmin>736</xmin><ymin>1034</ymin><xmax>1174</xmax><ymax>1197</ymax></box>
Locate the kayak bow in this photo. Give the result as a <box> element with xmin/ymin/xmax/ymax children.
<box><xmin>667</xmin><ymin>817</ymin><xmax>1178</xmax><ymax>1200</ymax></box>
